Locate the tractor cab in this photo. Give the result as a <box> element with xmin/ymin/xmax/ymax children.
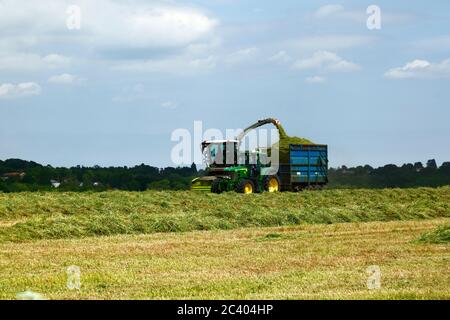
<box><xmin>202</xmin><ymin>140</ymin><xmax>269</xmax><ymax>168</ymax></box>
<box><xmin>202</xmin><ymin>140</ymin><xmax>239</xmax><ymax>167</ymax></box>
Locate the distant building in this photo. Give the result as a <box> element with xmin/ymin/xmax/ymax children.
<box><xmin>1</xmin><ymin>172</ymin><xmax>26</xmax><ymax>180</ymax></box>
<box><xmin>50</xmin><ymin>180</ymin><xmax>61</xmax><ymax>188</ymax></box>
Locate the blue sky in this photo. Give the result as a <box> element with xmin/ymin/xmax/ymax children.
<box><xmin>0</xmin><ymin>0</ymin><xmax>449</xmax><ymax>168</ymax></box>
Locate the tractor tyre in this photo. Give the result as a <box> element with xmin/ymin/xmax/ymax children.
<box><xmin>211</xmin><ymin>179</ymin><xmax>223</xmax><ymax>194</ymax></box>
<box><xmin>235</xmin><ymin>179</ymin><xmax>255</xmax><ymax>194</ymax></box>
<box><xmin>263</xmin><ymin>175</ymin><xmax>281</xmax><ymax>192</ymax></box>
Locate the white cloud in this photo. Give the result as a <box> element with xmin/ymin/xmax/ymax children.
<box><xmin>287</xmin><ymin>35</ymin><xmax>373</xmax><ymax>51</ymax></box>
<box><xmin>119</xmin><ymin>6</ymin><xmax>217</xmax><ymax>48</ymax></box>
<box><xmin>116</xmin><ymin>47</ymin><xmax>260</xmax><ymax>74</ymax></box>
<box><xmin>313</xmin><ymin>4</ymin><xmax>365</xmax><ymax>23</ymax></box>
<box><xmin>268</xmin><ymin>51</ymin><xmax>292</xmax><ymax>64</ymax></box>
<box><xmin>0</xmin><ymin>1</ymin><xmax>218</xmax><ymax>53</ymax></box>
<box><xmin>224</xmin><ymin>47</ymin><xmax>259</xmax><ymax>66</ymax></box>
<box><xmin>113</xmin><ymin>55</ymin><xmax>217</xmax><ymax>74</ymax></box>
<box><xmin>314</xmin><ymin>5</ymin><xmax>347</xmax><ymax>19</ymax></box>
<box><xmin>305</xmin><ymin>76</ymin><xmax>326</xmax><ymax>84</ymax></box>
<box><xmin>385</xmin><ymin>59</ymin><xmax>450</xmax><ymax>79</ymax></box>
<box><xmin>0</xmin><ymin>53</ymin><xmax>70</xmax><ymax>71</ymax></box>
<box><xmin>0</xmin><ymin>82</ymin><xmax>41</xmax><ymax>99</ymax></box>
<box><xmin>48</xmin><ymin>73</ymin><xmax>82</xmax><ymax>84</ymax></box>
<box><xmin>0</xmin><ymin>1</ymin><xmax>219</xmax><ymax>75</ymax></box>
<box><xmin>313</xmin><ymin>4</ymin><xmax>415</xmax><ymax>24</ymax></box>
<box><xmin>160</xmin><ymin>101</ymin><xmax>178</xmax><ymax>109</ymax></box>
<box><xmin>112</xmin><ymin>84</ymin><xmax>178</xmax><ymax>109</ymax></box>
<box><xmin>112</xmin><ymin>83</ymin><xmax>147</xmax><ymax>103</ymax></box>
<box><xmin>293</xmin><ymin>51</ymin><xmax>360</xmax><ymax>72</ymax></box>
<box><xmin>42</xmin><ymin>54</ymin><xmax>71</xmax><ymax>67</ymax></box>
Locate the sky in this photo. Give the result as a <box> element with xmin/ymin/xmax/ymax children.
<box><xmin>0</xmin><ymin>0</ymin><xmax>449</xmax><ymax>168</ymax></box>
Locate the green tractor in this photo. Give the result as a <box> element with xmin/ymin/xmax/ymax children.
<box><xmin>191</xmin><ymin>119</ymin><xmax>282</xmax><ymax>194</ymax></box>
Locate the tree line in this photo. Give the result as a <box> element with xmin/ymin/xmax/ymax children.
<box><xmin>0</xmin><ymin>159</ymin><xmax>198</xmax><ymax>192</ymax></box>
<box><xmin>328</xmin><ymin>159</ymin><xmax>450</xmax><ymax>188</ymax></box>
<box><xmin>0</xmin><ymin>158</ymin><xmax>449</xmax><ymax>192</ymax></box>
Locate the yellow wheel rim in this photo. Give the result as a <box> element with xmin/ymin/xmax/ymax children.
<box><xmin>268</xmin><ymin>178</ymin><xmax>279</xmax><ymax>192</ymax></box>
<box><xmin>244</xmin><ymin>183</ymin><xmax>253</xmax><ymax>194</ymax></box>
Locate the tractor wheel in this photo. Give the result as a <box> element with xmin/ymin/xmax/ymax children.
<box><xmin>236</xmin><ymin>179</ymin><xmax>255</xmax><ymax>194</ymax></box>
<box><xmin>263</xmin><ymin>175</ymin><xmax>281</xmax><ymax>192</ymax></box>
<box><xmin>211</xmin><ymin>179</ymin><xmax>223</xmax><ymax>194</ymax></box>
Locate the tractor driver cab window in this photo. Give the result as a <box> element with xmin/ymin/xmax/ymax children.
<box><xmin>224</xmin><ymin>142</ymin><xmax>236</xmax><ymax>165</ymax></box>
<box><xmin>204</xmin><ymin>142</ymin><xmax>237</xmax><ymax>166</ymax></box>
<box><xmin>207</xmin><ymin>143</ymin><xmax>224</xmax><ymax>165</ymax></box>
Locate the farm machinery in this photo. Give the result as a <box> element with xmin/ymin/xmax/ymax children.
<box><xmin>191</xmin><ymin>118</ymin><xmax>328</xmax><ymax>193</ymax></box>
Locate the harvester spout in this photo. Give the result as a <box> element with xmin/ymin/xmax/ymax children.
<box><xmin>236</xmin><ymin>118</ymin><xmax>282</xmax><ymax>143</ymax></box>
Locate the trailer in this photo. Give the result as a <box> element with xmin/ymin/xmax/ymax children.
<box><xmin>279</xmin><ymin>144</ymin><xmax>328</xmax><ymax>191</ymax></box>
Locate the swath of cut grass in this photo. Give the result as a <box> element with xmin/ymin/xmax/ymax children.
<box><xmin>418</xmin><ymin>224</ymin><xmax>450</xmax><ymax>244</ymax></box>
<box><xmin>0</xmin><ymin>187</ymin><xmax>448</xmax><ymax>242</ymax></box>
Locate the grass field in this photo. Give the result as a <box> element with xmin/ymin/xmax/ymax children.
<box><xmin>0</xmin><ymin>188</ymin><xmax>449</xmax><ymax>299</ymax></box>
<box><xmin>0</xmin><ymin>187</ymin><xmax>449</xmax><ymax>241</ymax></box>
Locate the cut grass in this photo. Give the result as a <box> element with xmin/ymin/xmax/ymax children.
<box><xmin>0</xmin><ymin>219</ymin><xmax>448</xmax><ymax>300</ymax></box>
<box><xmin>270</xmin><ymin>124</ymin><xmax>314</xmax><ymax>162</ymax></box>
<box><xmin>418</xmin><ymin>224</ymin><xmax>450</xmax><ymax>244</ymax></box>
<box><xmin>0</xmin><ymin>187</ymin><xmax>449</xmax><ymax>242</ymax></box>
